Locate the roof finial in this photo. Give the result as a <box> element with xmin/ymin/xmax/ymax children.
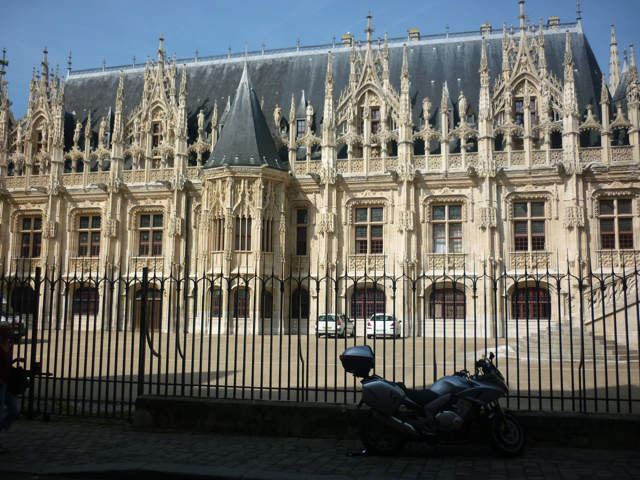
<box><xmin>576</xmin><ymin>1</ymin><xmax>582</xmax><ymax>21</ymax></box>
<box><xmin>0</xmin><ymin>48</ymin><xmax>9</xmax><ymax>85</ymax></box>
<box><xmin>517</xmin><ymin>0</ymin><xmax>527</xmax><ymax>31</ymax></box>
<box><xmin>365</xmin><ymin>11</ymin><xmax>375</xmax><ymax>43</ymax></box>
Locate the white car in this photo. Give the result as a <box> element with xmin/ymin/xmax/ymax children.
<box><xmin>366</xmin><ymin>314</ymin><xmax>401</xmax><ymax>339</ymax></box>
<box><xmin>316</xmin><ymin>314</ymin><xmax>355</xmax><ymax>338</ymax></box>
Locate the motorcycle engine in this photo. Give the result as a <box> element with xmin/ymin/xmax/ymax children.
<box><xmin>435</xmin><ymin>411</ymin><xmax>463</xmax><ymax>431</ymax></box>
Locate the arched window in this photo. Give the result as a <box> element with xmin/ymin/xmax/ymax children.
<box><xmin>261</xmin><ymin>290</ymin><xmax>273</xmax><ymax>319</ymax></box>
<box><xmin>511</xmin><ymin>287</ymin><xmax>550</xmax><ymax>319</ymax></box>
<box><xmin>351</xmin><ymin>287</ymin><xmax>385</xmax><ymax>320</ymax></box>
<box><xmin>291</xmin><ymin>288</ymin><xmax>309</xmax><ymax>319</ymax></box>
<box><xmin>10</xmin><ymin>286</ymin><xmax>37</xmax><ymax>316</ymax></box>
<box><xmin>234</xmin><ymin>289</ymin><xmax>250</xmax><ymax>318</ymax></box>
<box><xmin>135</xmin><ymin>288</ymin><xmax>162</xmax><ymax>331</ymax></box>
<box><xmin>74</xmin><ymin>287</ymin><xmax>98</xmax><ymax>316</ymax></box>
<box><xmin>210</xmin><ymin>289</ymin><xmax>222</xmax><ymax>318</ymax></box>
<box><xmin>430</xmin><ymin>288</ymin><xmax>465</xmax><ymax>319</ymax></box>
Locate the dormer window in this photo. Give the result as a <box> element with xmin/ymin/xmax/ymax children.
<box><xmin>152</xmin><ymin>121</ymin><xmax>162</xmax><ymax>148</ymax></box>
<box><xmin>280</xmin><ymin>118</ymin><xmax>289</xmax><ymax>135</ymax></box>
<box><xmin>371</xmin><ymin>108</ymin><xmax>380</xmax><ymax>134</ymax></box>
<box><xmin>296</xmin><ymin>120</ymin><xmax>306</xmax><ymax>138</ymax></box>
<box><xmin>515</xmin><ymin>100</ymin><xmax>536</xmax><ymax>129</ymax></box>
<box><xmin>36</xmin><ymin>131</ymin><xmax>45</xmax><ymax>153</ymax></box>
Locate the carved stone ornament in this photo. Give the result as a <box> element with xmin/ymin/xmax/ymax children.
<box><xmin>317</xmin><ymin>212</ymin><xmax>335</xmax><ymax>234</ymax></box>
<box><xmin>563</xmin><ymin>205</ymin><xmax>585</xmax><ymax>229</ymax></box>
<box><xmin>478</xmin><ymin>207</ymin><xmax>497</xmax><ymax>229</ymax></box>
<box><xmin>42</xmin><ymin>219</ymin><xmax>58</xmax><ymax>239</ymax></box>
<box><xmin>422</xmin><ymin>196</ymin><xmax>469</xmax><ymax>223</ymax></box>
<box><xmin>319</xmin><ymin>163</ymin><xmax>338</xmax><ymax>185</ymax></box>
<box><xmin>505</xmin><ymin>192</ymin><xmax>554</xmax><ymax>221</ymax></box>
<box><xmin>588</xmin><ymin>187</ymin><xmax>640</xmax><ymax>219</ymax></box>
<box><xmin>395</xmin><ymin>210</ymin><xmax>414</xmax><ymax>232</ymax></box>
<box><xmin>396</xmin><ymin>159</ymin><xmax>416</xmax><ymax>182</ymax></box>
<box><xmin>102</xmin><ymin>218</ymin><xmax>118</xmax><ymax>238</ymax></box>
<box><xmin>168</xmin><ymin>217</ymin><xmax>183</xmax><ymax>237</ymax></box>
<box><xmin>477</xmin><ymin>153</ymin><xmax>496</xmax><ymax>178</ymax></box>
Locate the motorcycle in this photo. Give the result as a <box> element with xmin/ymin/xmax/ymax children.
<box><xmin>340</xmin><ymin>345</ymin><xmax>525</xmax><ymax>457</ymax></box>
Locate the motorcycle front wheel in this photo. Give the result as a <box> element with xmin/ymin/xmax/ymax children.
<box><xmin>360</xmin><ymin>410</ymin><xmax>408</xmax><ymax>456</ymax></box>
<box><xmin>487</xmin><ymin>411</ymin><xmax>525</xmax><ymax>458</ymax></box>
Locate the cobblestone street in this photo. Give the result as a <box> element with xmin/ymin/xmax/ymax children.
<box><xmin>1</xmin><ymin>416</ymin><xmax>638</xmax><ymax>479</ymax></box>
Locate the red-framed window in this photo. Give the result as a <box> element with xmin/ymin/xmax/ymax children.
<box><xmin>235</xmin><ymin>216</ymin><xmax>252</xmax><ymax>251</ymax></box>
<box><xmin>354</xmin><ymin>207</ymin><xmax>384</xmax><ymax>254</ymax></box>
<box><xmin>73</xmin><ymin>287</ymin><xmax>98</xmax><ymax>316</ymax></box>
<box><xmin>20</xmin><ymin>217</ymin><xmax>42</xmax><ymax>258</ymax></box>
<box><xmin>296</xmin><ymin>209</ymin><xmax>308</xmax><ymax>256</ymax></box>
<box><xmin>429</xmin><ymin>288</ymin><xmax>465</xmax><ymax>319</ymax></box>
<box><xmin>152</xmin><ymin>121</ymin><xmax>162</xmax><ymax>148</ymax></box>
<box><xmin>211</xmin><ymin>290</ymin><xmax>222</xmax><ymax>317</ymax></box>
<box><xmin>599</xmin><ymin>199</ymin><xmax>634</xmax><ymax>250</ymax></box>
<box><xmin>139</xmin><ymin>214</ymin><xmax>163</xmax><ymax>257</ymax></box>
<box><xmin>212</xmin><ymin>218</ymin><xmax>225</xmax><ymax>251</ymax></box>
<box><xmin>371</xmin><ymin>108</ymin><xmax>380</xmax><ymax>134</ymax></box>
<box><xmin>513</xmin><ymin>202</ymin><xmax>545</xmax><ymax>252</ymax></box>
<box><xmin>78</xmin><ymin>216</ymin><xmax>101</xmax><ymax>257</ymax></box>
<box><xmin>234</xmin><ymin>289</ymin><xmax>249</xmax><ymax>318</ymax></box>
<box><xmin>432</xmin><ymin>205</ymin><xmax>463</xmax><ymax>253</ymax></box>
<box><xmin>351</xmin><ymin>287</ymin><xmax>386</xmax><ymax>319</ymax></box>
<box><xmin>262</xmin><ymin>219</ymin><xmax>274</xmax><ymax>253</ymax></box>
<box><xmin>512</xmin><ymin>287</ymin><xmax>551</xmax><ymax>319</ymax></box>
<box><xmin>296</xmin><ymin>120</ymin><xmax>306</xmax><ymax>138</ymax></box>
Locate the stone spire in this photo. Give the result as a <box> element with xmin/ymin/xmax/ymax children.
<box><xmin>41</xmin><ymin>47</ymin><xmax>49</xmax><ymax>86</ymax></box>
<box><xmin>479</xmin><ymin>36</ymin><xmax>491</xmax><ymax>121</ymax></box>
<box><xmin>601</xmin><ymin>72</ymin><xmax>610</xmax><ymax>105</ymax></box>
<box><xmin>113</xmin><ymin>70</ymin><xmax>125</xmax><ymax>145</ymax></box>
<box><xmin>401</xmin><ymin>44</ymin><xmax>409</xmax><ymax>86</ymax></box>
<box><xmin>502</xmin><ymin>21</ymin><xmax>510</xmax><ymax>78</ymax></box>
<box><xmin>325</xmin><ymin>51</ymin><xmax>333</xmax><ymax>93</ymax></box>
<box><xmin>563</xmin><ymin>30</ymin><xmax>578</xmax><ymax>118</ymax></box>
<box><xmin>609</xmin><ymin>25</ymin><xmax>621</xmax><ymax>95</ymax></box>
<box><xmin>564</xmin><ymin>29</ymin><xmax>575</xmax><ymax>83</ymax></box>
<box><xmin>627</xmin><ymin>43</ymin><xmax>639</xmax><ymax>105</ymax></box>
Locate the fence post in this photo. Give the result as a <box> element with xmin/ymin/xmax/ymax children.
<box><xmin>137</xmin><ymin>267</ymin><xmax>149</xmax><ymax>397</ymax></box>
<box><xmin>26</xmin><ymin>267</ymin><xmax>41</xmax><ymax>419</ymax></box>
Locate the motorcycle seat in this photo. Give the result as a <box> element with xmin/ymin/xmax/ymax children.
<box><xmin>396</xmin><ymin>382</ymin><xmax>440</xmax><ymax>406</ymax></box>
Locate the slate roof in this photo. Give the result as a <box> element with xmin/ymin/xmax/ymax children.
<box><xmin>62</xmin><ymin>25</ymin><xmax>603</xmax><ymax>153</ymax></box>
<box><xmin>203</xmin><ymin>62</ymin><xmax>287</xmax><ymax>171</ymax></box>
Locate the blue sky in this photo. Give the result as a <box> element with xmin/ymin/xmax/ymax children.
<box><xmin>2</xmin><ymin>0</ymin><xmax>638</xmax><ymax>118</ymax></box>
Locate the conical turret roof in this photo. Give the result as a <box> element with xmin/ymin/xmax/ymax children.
<box><xmin>204</xmin><ymin>62</ymin><xmax>287</xmax><ymax>171</ymax></box>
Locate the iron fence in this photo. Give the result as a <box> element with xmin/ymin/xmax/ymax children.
<box><xmin>1</xmin><ymin>254</ymin><xmax>638</xmax><ymax>420</ymax></box>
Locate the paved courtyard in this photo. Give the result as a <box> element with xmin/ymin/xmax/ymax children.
<box><xmin>0</xmin><ymin>416</ymin><xmax>639</xmax><ymax>479</ymax></box>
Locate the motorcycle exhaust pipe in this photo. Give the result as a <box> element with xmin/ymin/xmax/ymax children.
<box><xmin>372</xmin><ymin>410</ymin><xmax>421</xmax><ymax>437</ymax></box>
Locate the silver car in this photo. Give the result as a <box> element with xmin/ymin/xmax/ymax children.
<box><xmin>316</xmin><ymin>314</ymin><xmax>355</xmax><ymax>338</ymax></box>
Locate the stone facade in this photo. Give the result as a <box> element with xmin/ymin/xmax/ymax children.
<box><xmin>0</xmin><ymin>4</ymin><xmax>639</xmax><ymax>338</ymax></box>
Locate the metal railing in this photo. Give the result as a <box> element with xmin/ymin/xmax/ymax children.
<box><xmin>68</xmin><ymin>23</ymin><xmax>578</xmax><ymax>77</ymax></box>
<box><xmin>1</xmin><ymin>249</ymin><xmax>637</xmax><ymax>420</ymax></box>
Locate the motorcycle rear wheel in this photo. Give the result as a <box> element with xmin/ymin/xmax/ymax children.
<box><xmin>488</xmin><ymin>412</ymin><xmax>525</xmax><ymax>458</ymax></box>
<box><xmin>360</xmin><ymin>410</ymin><xmax>408</xmax><ymax>456</ymax></box>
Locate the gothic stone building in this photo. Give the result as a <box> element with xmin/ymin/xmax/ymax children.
<box><xmin>0</xmin><ymin>3</ymin><xmax>638</xmax><ymax>339</ymax></box>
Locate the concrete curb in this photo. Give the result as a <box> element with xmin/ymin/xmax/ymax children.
<box><xmin>135</xmin><ymin>395</ymin><xmax>640</xmax><ymax>450</ymax></box>
<box><xmin>0</xmin><ymin>462</ymin><xmax>357</xmax><ymax>480</ymax></box>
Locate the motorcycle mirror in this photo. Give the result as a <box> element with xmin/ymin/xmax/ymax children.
<box><xmin>489</xmin><ymin>352</ymin><xmax>495</xmax><ymax>360</ymax></box>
